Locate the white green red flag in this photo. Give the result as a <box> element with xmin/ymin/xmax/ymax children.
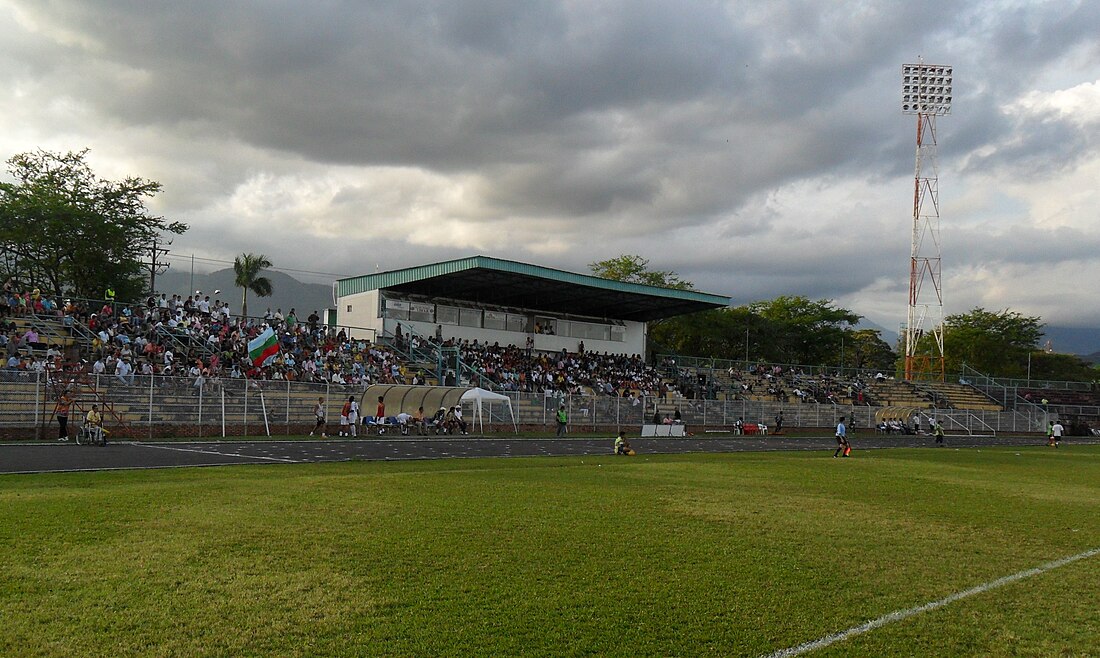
<box><xmin>248</xmin><ymin>327</ymin><xmax>279</xmax><ymax>367</ymax></box>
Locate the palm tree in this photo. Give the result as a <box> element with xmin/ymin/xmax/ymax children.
<box><xmin>233</xmin><ymin>253</ymin><xmax>273</xmax><ymax>319</ymax></box>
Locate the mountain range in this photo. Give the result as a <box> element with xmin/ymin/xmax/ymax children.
<box><xmin>154</xmin><ymin>268</ymin><xmax>335</xmax><ymax>319</ymax></box>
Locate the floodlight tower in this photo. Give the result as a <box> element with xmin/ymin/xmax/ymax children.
<box><xmin>901</xmin><ymin>60</ymin><xmax>952</xmax><ymax>381</ymax></box>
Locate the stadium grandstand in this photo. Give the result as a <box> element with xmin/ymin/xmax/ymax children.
<box><xmin>333</xmin><ymin>255</ymin><xmax>730</xmax><ymax>358</ymax></box>
<box><xmin>0</xmin><ymin>257</ymin><xmax>1093</xmax><ymax>439</ymax></box>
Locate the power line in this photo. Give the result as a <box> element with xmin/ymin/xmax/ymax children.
<box><xmin>162</xmin><ymin>253</ymin><xmax>353</xmax><ymax>280</ymax></box>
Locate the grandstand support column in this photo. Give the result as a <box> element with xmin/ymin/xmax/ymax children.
<box><xmin>902</xmin><ymin>61</ymin><xmax>952</xmax><ymax>382</ymax></box>
<box><xmin>148</xmin><ymin>373</ymin><xmax>155</xmax><ymax>440</ymax></box>
<box><xmin>34</xmin><ymin>372</ymin><xmax>42</xmax><ymax>441</ymax></box>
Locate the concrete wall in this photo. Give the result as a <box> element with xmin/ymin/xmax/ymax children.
<box><xmin>337</xmin><ymin>290</ymin><xmax>381</xmax><ymax>339</ymax></box>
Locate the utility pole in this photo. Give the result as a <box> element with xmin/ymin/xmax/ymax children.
<box><xmin>140</xmin><ymin>238</ymin><xmax>171</xmax><ymax>296</ymax></box>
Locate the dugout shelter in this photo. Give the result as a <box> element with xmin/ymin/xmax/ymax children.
<box><xmin>333</xmin><ymin>256</ymin><xmax>730</xmax><ymax>356</ymax></box>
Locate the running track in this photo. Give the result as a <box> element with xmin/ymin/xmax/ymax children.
<box><xmin>2</xmin><ymin>434</ymin><xmax>1091</xmax><ymax>475</ymax></box>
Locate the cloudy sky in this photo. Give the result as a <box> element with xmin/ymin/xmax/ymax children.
<box><xmin>2</xmin><ymin>1</ymin><xmax>1099</xmax><ymax>331</ymax></box>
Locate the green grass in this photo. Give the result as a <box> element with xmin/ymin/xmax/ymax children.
<box><xmin>2</xmin><ymin>447</ymin><xmax>1098</xmax><ymax>656</ymax></box>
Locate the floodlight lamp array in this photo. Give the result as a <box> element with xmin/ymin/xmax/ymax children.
<box><xmin>902</xmin><ymin>63</ymin><xmax>952</xmax><ymax>115</ymax></box>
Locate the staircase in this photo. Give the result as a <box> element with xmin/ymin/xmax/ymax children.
<box><xmin>864</xmin><ymin>379</ymin><xmax>934</xmax><ymax>408</ymax></box>
<box><xmin>915</xmin><ymin>381</ymin><xmax>1003</xmax><ymax>411</ymax></box>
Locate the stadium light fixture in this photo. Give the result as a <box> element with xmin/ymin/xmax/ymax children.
<box><xmin>901</xmin><ymin>63</ymin><xmax>952</xmax><ymax>115</ymax></box>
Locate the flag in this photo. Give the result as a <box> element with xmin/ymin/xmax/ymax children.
<box><xmin>248</xmin><ymin>327</ymin><xmax>279</xmax><ymax>367</ymax></box>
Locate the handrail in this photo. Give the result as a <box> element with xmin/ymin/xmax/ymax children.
<box><xmin>154</xmin><ymin>325</ymin><xmax>218</xmax><ymax>360</ymax></box>
<box><xmin>25</xmin><ymin>312</ymin><xmax>69</xmax><ymax>346</ymax></box>
<box><xmin>67</xmin><ymin>316</ymin><xmax>99</xmax><ymax>346</ymax></box>
<box><xmin>960</xmin><ymin>364</ymin><xmax>1093</xmax><ymax>392</ymax></box>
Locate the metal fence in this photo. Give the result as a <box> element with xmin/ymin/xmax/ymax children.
<box><xmin>1</xmin><ymin>371</ymin><xmax>1056</xmax><ymax>440</ymax></box>
<box><xmin>2</xmin><ymin>372</ymin><xmax>363</xmax><ymax>440</ymax></box>
<box><xmin>492</xmin><ymin>391</ymin><xmax>1049</xmax><ymax>435</ymax></box>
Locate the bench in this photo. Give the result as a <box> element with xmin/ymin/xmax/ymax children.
<box><xmin>641</xmin><ymin>424</ymin><xmax>686</xmax><ymax>437</ymax></box>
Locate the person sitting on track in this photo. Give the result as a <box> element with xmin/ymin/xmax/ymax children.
<box><xmin>614</xmin><ymin>431</ymin><xmax>635</xmax><ymax>456</ymax></box>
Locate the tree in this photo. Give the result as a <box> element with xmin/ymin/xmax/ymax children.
<box><xmin>234</xmin><ymin>253</ymin><xmax>273</xmax><ymax>318</ymax></box>
<box><xmin>589</xmin><ymin>254</ymin><xmax>694</xmax><ymax>290</ymax></box>
<box><xmin>649</xmin><ymin>307</ymin><xmax>755</xmax><ymax>357</ymax></box>
<box><xmin>0</xmin><ymin>149</ymin><xmax>186</xmax><ymax>300</ymax></box>
<box><xmin>748</xmin><ymin>296</ymin><xmax>860</xmax><ymax>365</ymax></box>
<box><xmin>841</xmin><ymin>329</ymin><xmax>897</xmax><ymax>373</ymax></box>
<box><xmin>1025</xmin><ymin>350</ymin><xmax>1097</xmax><ymax>382</ymax></box>
<box><xmin>927</xmin><ymin>308</ymin><xmax>1044</xmax><ymax>376</ymax></box>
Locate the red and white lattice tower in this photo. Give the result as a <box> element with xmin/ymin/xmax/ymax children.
<box><xmin>902</xmin><ymin>60</ymin><xmax>952</xmax><ymax>381</ymax></box>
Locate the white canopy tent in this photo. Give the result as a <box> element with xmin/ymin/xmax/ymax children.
<box><xmin>459</xmin><ymin>387</ymin><xmax>518</xmax><ymax>434</ymax></box>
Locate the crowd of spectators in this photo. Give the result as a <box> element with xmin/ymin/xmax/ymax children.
<box><xmin>3</xmin><ymin>282</ymin><xmax>675</xmax><ymax>402</ymax></box>
<box><xmin>707</xmin><ymin>363</ymin><xmax>875</xmax><ymax>404</ymax></box>
<box><xmin>3</xmin><ymin>284</ymin><xmax>414</xmax><ymax>389</ymax></box>
<box><xmin>454</xmin><ymin>340</ymin><xmax>665</xmax><ymax>397</ymax></box>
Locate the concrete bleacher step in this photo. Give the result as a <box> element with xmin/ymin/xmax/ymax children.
<box><xmin>8</xmin><ymin>316</ymin><xmax>78</xmax><ymax>348</ymax></box>
<box><xmin>917</xmin><ymin>381</ymin><xmax>1004</xmax><ymax>412</ymax></box>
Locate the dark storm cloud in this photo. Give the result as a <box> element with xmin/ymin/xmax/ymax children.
<box><xmin>4</xmin><ymin>0</ymin><xmax>1100</xmax><ymax>327</ymax></box>
<box><xmin>962</xmin><ymin>115</ymin><xmax>1095</xmax><ymax>177</ymax></box>
<box><xmin>3</xmin><ymin>0</ymin><xmax>954</xmax><ymax>222</ymax></box>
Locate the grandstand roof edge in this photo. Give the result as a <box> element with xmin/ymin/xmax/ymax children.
<box><xmin>334</xmin><ymin>255</ymin><xmax>730</xmax><ymax>306</ymax></box>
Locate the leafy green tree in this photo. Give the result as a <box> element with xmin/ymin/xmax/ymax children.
<box><xmin>0</xmin><ymin>149</ymin><xmax>186</xmax><ymax>300</ymax></box>
<box><xmin>749</xmin><ymin>296</ymin><xmax>860</xmax><ymax>365</ymax></box>
<box><xmin>589</xmin><ymin>254</ymin><xmax>694</xmax><ymax>290</ymax></box>
<box><xmin>233</xmin><ymin>253</ymin><xmax>274</xmax><ymax>318</ymax></box>
<box><xmin>924</xmin><ymin>308</ymin><xmax>1043</xmax><ymax>376</ymax></box>
<box><xmin>650</xmin><ymin>307</ymin><xmax>756</xmax><ymax>358</ymax></box>
<box><xmin>1025</xmin><ymin>350</ymin><xmax>1097</xmax><ymax>382</ymax></box>
<box><xmin>842</xmin><ymin>329</ymin><xmax>897</xmax><ymax>373</ymax></box>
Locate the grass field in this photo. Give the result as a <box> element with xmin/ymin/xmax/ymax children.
<box><xmin>2</xmin><ymin>446</ymin><xmax>1098</xmax><ymax>656</ymax></box>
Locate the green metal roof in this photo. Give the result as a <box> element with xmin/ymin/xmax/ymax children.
<box><xmin>334</xmin><ymin>256</ymin><xmax>729</xmax><ymax>322</ymax></box>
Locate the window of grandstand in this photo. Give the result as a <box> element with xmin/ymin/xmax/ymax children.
<box><xmin>409</xmin><ymin>301</ymin><xmax>434</xmax><ymax>323</ymax></box>
<box><xmin>437</xmin><ymin>305</ymin><xmax>460</xmax><ymax>325</ymax></box>
<box><xmin>610</xmin><ymin>324</ymin><xmax>626</xmax><ymax>342</ymax></box>
<box><xmin>534</xmin><ymin>317</ymin><xmax>558</xmax><ymax>335</ymax></box>
<box><xmin>385</xmin><ymin>298</ymin><xmax>410</xmax><ymax>320</ymax></box>
<box><xmin>570</xmin><ymin>320</ymin><xmax>611</xmax><ymax>342</ymax></box>
<box><xmin>506</xmin><ymin>313</ymin><xmax>527</xmax><ymax>333</ymax></box>
<box><xmin>459</xmin><ymin>308</ymin><xmax>482</xmax><ymax>328</ymax></box>
<box><xmin>484</xmin><ymin>310</ymin><xmax>507</xmax><ymax>330</ymax></box>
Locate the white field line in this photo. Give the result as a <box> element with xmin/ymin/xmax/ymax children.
<box><xmin>137</xmin><ymin>443</ymin><xmax>299</xmax><ymax>463</ymax></box>
<box><xmin>3</xmin><ymin>462</ymin><xmax>282</xmax><ymax>475</ymax></box>
<box><xmin>763</xmin><ymin>547</ymin><xmax>1100</xmax><ymax>658</ymax></box>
